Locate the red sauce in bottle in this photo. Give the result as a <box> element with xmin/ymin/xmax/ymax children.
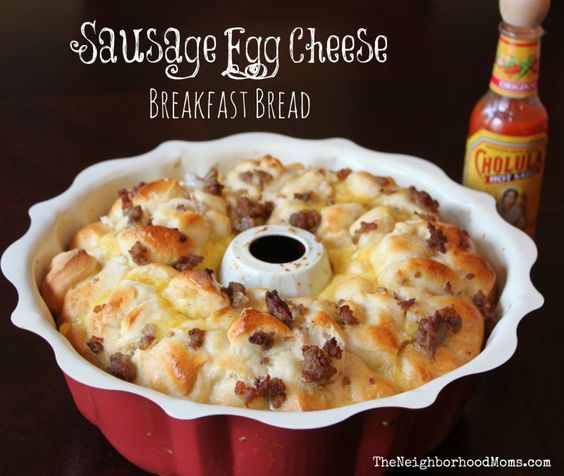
<box><xmin>463</xmin><ymin>22</ymin><xmax>548</xmax><ymax>236</ymax></box>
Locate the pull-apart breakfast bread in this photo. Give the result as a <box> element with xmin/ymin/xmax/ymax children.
<box><xmin>42</xmin><ymin>155</ymin><xmax>497</xmax><ymax>410</ymax></box>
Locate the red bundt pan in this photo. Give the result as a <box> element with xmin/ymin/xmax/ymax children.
<box><xmin>2</xmin><ymin>135</ymin><xmax>542</xmax><ymax>475</ymax></box>
<box><xmin>65</xmin><ymin>374</ymin><xmax>480</xmax><ymax>476</ymax></box>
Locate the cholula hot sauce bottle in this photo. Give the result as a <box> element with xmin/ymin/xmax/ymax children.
<box><xmin>462</xmin><ymin>0</ymin><xmax>550</xmax><ymax>237</ymax></box>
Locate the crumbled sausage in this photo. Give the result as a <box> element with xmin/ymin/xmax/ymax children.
<box><xmin>202</xmin><ymin>167</ymin><xmax>224</xmax><ymax>195</ymax></box>
<box><xmin>323</xmin><ymin>337</ymin><xmax>343</xmax><ymax>360</ymax></box>
<box><xmin>472</xmin><ymin>290</ymin><xmax>489</xmax><ymax>314</ymax></box>
<box><xmin>265</xmin><ymin>290</ymin><xmax>294</xmax><ymax>328</ymax></box>
<box><xmin>352</xmin><ymin>221</ymin><xmax>378</xmax><ymax>244</ymax></box>
<box><xmin>187</xmin><ymin>328</ymin><xmax>206</xmax><ymax>349</ymax></box>
<box><xmin>336</xmin><ymin>168</ymin><xmax>352</xmax><ymax>180</ymax></box>
<box><xmin>336</xmin><ymin>304</ymin><xmax>359</xmax><ymax>326</ymax></box>
<box><xmin>302</xmin><ymin>345</ymin><xmax>338</xmax><ymax>383</ymax></box>
<box><xmin>118</xmin><ymin>188</ymin><xmax>134</xmax><ymax>211</ymax></box>
<box><xmin>126</xmin><ymin>205</ymin><xmax>144</xmax><ymax>225</ymax></box>
<box><xmin>342</xmin><ymin>376</ymin><xmax>351</xmax><ymax>386</ymax></box>
<box><xmin>248</xmin><ymin>331</ymin><xmax>275</xmax><ymax>350</ymax></box>
<box><xmin>289</xmin><ymin>209</ymin><xmax>321</xmax><ymax>233</ymax></box>
<box><xmin>472</xmin><ymin>290</ymin><xmax>498</xmax><ymax>333</ymax></box>
<box><xmin>416</xmin><ymin>305</ymin><xmax>462</xmax><ymax>357</ymax></box>
<box><xmin>294</xmin><ymin>191</ymin><xmax>315</xmax><ymax>202</ymax></box>
<box><xmin>86</xmin><ymin>335</ymin><xmax>104</xmax><ymax>354</ymax></box>
<box><xmin>358</xmin><ymin>221</ymin><xmax>378</xmax><ymax>233</ymax></box>
<box><xmin>427</xmin><ymin>223</ymin><xmax>447</xmax><ymax>253</ymax></box>
<box><xmin>107</xmin><ymin>352</ymin><xmax>137</xmax><ymax>382</ymax></box>
<box><xmin>375</xmin><ymin>176</ymin><xmax>395</xmax><ymax>189</ymax></box>
<box><xmin>138</xmin><ymin>324</ymin><xmax>157</xmax><ymax>350</ymax></box>
<box><xmin>459</xmin><ymin>230</ymin><xmax>472</xmax><ymax>250</ymax></box>
<box><xmin>409</xmin><ymin>186</ymin><xmax>439</xmax><ymax>213</ymax></box>
<box><xmin>118</xmin><ymin>189</ymin><xmax>144</xmax><ymax>225</ymax></box>
<box><xmin>231</xmin><ymin>196</ymin><xmax>274</xmax><ymax>232</ymax></box>
<box><xmin>441</xmin><ymin>306</ymin><xmax>462</xmax><ymax>332</ymax></box>
<box><xmin>234</xmin><ymin>380</ymin><xmax>257</xmax><ymax>406</ymax></box>
<box><xmin>238</xmin><ymin>170</ymin><xmax>253</xmax><ymax>183</ymax></box>
<box><xmin>129</xmin><ymin>241</ymin><xmax>149</xmax><ymax>265</ymax></box>
<box><xmin>173</xmin><ymin>253</ymin><xmax>204</xmax><ymax>271</ymax></box>
<box><xmin>221</xmin><ymin>282</ymin><xmax>250</xmax><ymax>309</ymax></box>
<box><xmin>235</xmin><ymin>375</ymin><xmax>287</xmax><ymax>409</ymax></box>
<box><xmin>397</xmin><ymin>298</ymin><xmax>416</xmax><ymax>311</ymax></box>
<box><xmin>93</xmin><ymin>304</ymin><xmax>105</xmax><ymax>313</ymax></box>
<box><xmin>239</xmin><ymin>169</ymin><xmax>273</xmax><ymax>187</ymax></box>
<box><xmin>255</xmin><ymin>375</ymin><xmax>287</xmax><ymax>409</ymax></box>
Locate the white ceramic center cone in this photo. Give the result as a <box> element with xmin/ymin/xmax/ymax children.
<box><xmin>219</xmin><ymin>225</ymin><xmax>332</xmax><ymax>297</ymax></box>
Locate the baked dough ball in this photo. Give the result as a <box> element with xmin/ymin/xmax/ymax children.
<box><xmin>42</xmin><ymin>155</ymin><xmax>497</xmax><ymax>411</ymax></box>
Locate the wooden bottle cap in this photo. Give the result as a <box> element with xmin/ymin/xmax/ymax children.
<box><xmin>499</xmin><ymin>0</ymin><xmax>550</xmax><ymax>27</ymax></box>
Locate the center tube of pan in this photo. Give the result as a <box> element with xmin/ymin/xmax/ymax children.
<box><xmin>249</xmin><ymin>235</ymin><xmax>306</xmax><ymax>264</ymax></box>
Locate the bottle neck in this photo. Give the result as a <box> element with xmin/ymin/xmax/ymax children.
<box><xmin>489</xmin><ymin>22</ymin><xmax>543</xmax><ymax>99</ymax></box>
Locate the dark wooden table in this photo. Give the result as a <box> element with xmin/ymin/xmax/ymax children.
<box><xmin>1</xmin><ymin>1</ymin><xmax>562</xmax><ymax>474</ymax></box>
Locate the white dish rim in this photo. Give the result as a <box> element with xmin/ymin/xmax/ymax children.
<box><xmin>1</xmin><ymin>132</ymin><xmax>543</xmax><ymax>430</ymax></box>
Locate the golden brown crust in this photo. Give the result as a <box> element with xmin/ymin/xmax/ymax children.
<box><xmin>163</xmin><ymin>269</ymin><xmax>230</xmax><ymax>319</ymax></box>
<box><xmin>41</xmin><ymin>249</ymin><xmax>100</xmax><ymax>314</ymax></box>
<box><xmin>69</xmin><ymin>221</ymin><xmax>110</xmax><ymax>250</ymax></box>
<box><xmin>228</xmin><ymin>307</ymin><xmax>292</xmax><ymax>341</ymax></box>
<box><xmin>41</xmin><ymin>156</ymin><xmax>497</xmax><ymax>411</ymax></box>
<box><xmin>134</xmin><ymin>178</ymin><xmax>185</xmax><ymax>203</ymax></box>
<box><xmin>396</xmin><ymin>297</ymin><xmax>484</xmax><ymax>390</ymax></box>
<box><xmin>118</xmin><ymin>225</ymin><xmax>194</xmax><ymax>265</ymax></box>
<box><xmin>139</xmin><ymin>337</ymin><xmax>207</xmax><ymax>396</ymax></box>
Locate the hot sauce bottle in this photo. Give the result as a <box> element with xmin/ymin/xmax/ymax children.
<box><xmin>462</xmin><ymin>0</ymin><xmax>550</xmax><ymax>236</ymax></box>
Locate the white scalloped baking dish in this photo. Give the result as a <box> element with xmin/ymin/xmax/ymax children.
<box><xmin>1</xmin><ymin>133</ymin><xmax>543</xmax><ymax>475</ymax></box>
